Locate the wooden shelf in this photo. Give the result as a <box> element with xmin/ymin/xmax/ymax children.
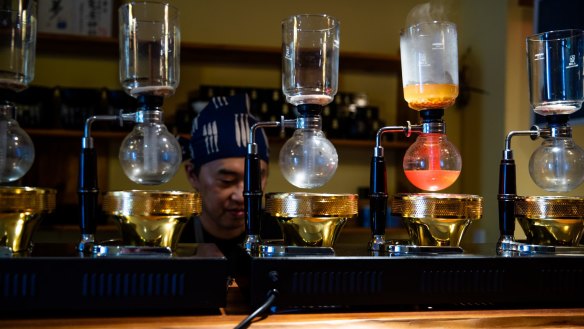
<box><xmin>36</xmin><ymin>33</ymin><xmax>400</xmax><ymax>74</ymax></box>
<box><xmin>26</xmin><ymin>128</ymin><xmax>127</xmax><ymax>139</ymax></box>
<box><xmin>33</xmin><ymin>33</ymin><xmax>404</xmax><ymax>146</ymax></box>
<box><xmin>25</xmin><ymin>128</ymin><xmax>410</xmax><ymax>149</ymax></box>
<box><xmin>341</xmin><ymin>139</ymin><xmax>410</xmax><ymax>149</ymax></box>
<box><xmin>270</xmin><ymin>136</ymin><xmax>411</xmax><ymax>149</ymax></box>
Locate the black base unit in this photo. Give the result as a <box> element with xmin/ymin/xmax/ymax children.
<box><xmin>241</xmin><ymin>244</ymin><xmax>584</xmax><ymax>310</ymax></box>
<box><xmin>0</xmin><ymin>243</ymin><xmax>228</xmax><ymax>315</ymax></box>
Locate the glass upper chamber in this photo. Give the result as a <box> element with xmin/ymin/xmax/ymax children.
<box><xmin>400</xmin><ymin>21</ymin><xmax>459</xmax><ymax>111</ymax></box>
<box><xmin>0</xmin><ymin>2</ymin><xmax>36</xmax><ymax>92</ymax></box>
<box><xmin>282</xmin><ymin>14</ymin><xmax>339</xmax><ymax>106</ymax></box>
<box><xmin>117</xmin><ymin>2</ymin><xmax>181</xmax><ymax>185</ymax></box>
<box><xmin>527</xmin><ymin>30</ymin><xmax>584</xmax><ymax>116</ymax></box>
<box><xmin>119</xmin><ymin>1</ymin><xmax>180</xmax><ymax>98</ymax></box>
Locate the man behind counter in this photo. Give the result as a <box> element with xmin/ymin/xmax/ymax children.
<box><xmin>180</xmin><ymin>93</ymin><xmax>279</xmax><ymax>259</ymax></box>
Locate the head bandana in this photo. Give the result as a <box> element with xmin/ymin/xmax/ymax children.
<box><xmin>189</xmin><ymin>93</ymin><xmax>269</xmax><ymax>168</ymax></box>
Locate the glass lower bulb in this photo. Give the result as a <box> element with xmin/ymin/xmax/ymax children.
<box><xmin>403</xmin><ymin>133</ymin><xmax>461</xmax><ymax>191</ymax></box>
<box><xmin>279</xmin><ymin>128</ymin><xmax>338</xmax><ymax>189</ymax></box>
<box><xmin>529</xmin><ymin>137</ymin><xmax>584</xmax><ymax>192</ymax></box>
<box><xmin>119</xmin><ymin>122</ymin><xmax>181</xmax><ymax>185</ymax></box>
<box><xmin>0</xmin><ymin>118</ymin><xmax>34</xmax><ymax>183</ymax></box>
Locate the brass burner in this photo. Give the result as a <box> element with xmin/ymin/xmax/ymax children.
<box><xmin>265</xmin><ymin>192</ymin><xmax>358</xmax><ymax>247</ymax></box>
<box><xmin>516</xmin><ymin>196</ymin><xmax>584</xmax><ymax>246</ymax></box>
<box><xmin>391</xmin><ymin>193</ymin><xmax>483</xmax><ymax>247</ymax></box>
<box><xmin>102</xmin><ymin>190</ymin><xmax>201</xmax><ymax>250</ymax></box>
<box><xmin>0</xmin><ymin>187</ymin><xmax>56</xmax><ymax>253</ymax></box>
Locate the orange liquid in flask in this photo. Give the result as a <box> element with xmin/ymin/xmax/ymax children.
<box><xmin>404</xmin><ymin>133</ymin><xmax>460</xmax><ymax>191</ymax></box>
<box><xmin>404</xmin><ymin>169</ymin><xmax>460</xmax><ymax>191</ymax></box>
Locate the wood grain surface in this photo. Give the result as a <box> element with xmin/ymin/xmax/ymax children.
<box><xmin>2</xmin><ymin>307</ymin><xmax>584</xmax><ymax>328</ymax></box>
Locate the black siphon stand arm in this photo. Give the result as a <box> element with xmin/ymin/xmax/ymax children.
<box><xmin>367</xmin><ymin>108</ymin><xmax>446</xmax><ymax>252</ymax></box>
<box><xmin>369</xmin><ymin>154</ymin><xmax>388</xmax><ymax>250</ymax></box>
<box><xmin>78</xmin><ymin>113</ymin><xmax>122</xmax><ymax>253</ymax></box>
<box><xmin>243</xmin><ymin>120</ymin><xmax>281</xmax><ymax>253</ymax></box>
<box><xmin>496</xmin><ymin>127</ymin><xmax>539</xmax><ymax>254</ymax></box>
<box><xmin>77</xmin><ymin>95</ymin><xmax>162</xmax><ymax>253</ymax></box>
<box><xmin>244</xmin><ymin>150</ymin><xmax>263</xmax><ymax>251</ymax></box>
<box><xmin>497</xmin><ymin>158</ymin><xmax>517</xmax><ymax>238</ymax></box>
<box><xmin>368</xmin><ymin>125</ymin><xmax>409</xmax><ymax>252</ymax></box>
<box><xmin>497</xmin><ymin>114</ymin><xmax>569</xmax><ymax>254</ymax></box>
<box><xmin>242</xmin><ymin>105</ymin><xmax>321</xmax><ymax>253</ymax></box>
<box><xmin>77</xmin><ymin>114</ymin><xmax>120</xmax><ymax>253</ymax></box>
<box><xmin>78</xmin><ymin>145</ymin><xmax>99</xmax><ymax>252</ymax></box>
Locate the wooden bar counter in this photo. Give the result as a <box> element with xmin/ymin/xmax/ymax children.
<box><xmin>3</xmin><ymin>231</ymin><xmax>584</xmax><ymax>328</ymax></box>
<box><xmin>1</xmin><ymin>307</ymin><xmax>584</xmax><ymax>328</ymax></box>
<box><xmin>2</xmin><ymin>284</ymin><xmax>584</xmax><ymax>329</ymax></box>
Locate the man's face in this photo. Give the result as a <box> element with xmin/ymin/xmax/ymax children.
<box><xmin>186</xmin><ymin>157</ymin><xmax>268</xmax><ymax>240</ymax></box>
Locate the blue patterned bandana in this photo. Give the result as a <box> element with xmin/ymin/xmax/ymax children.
<box><xmin>190</xmin><ymin>93</ymin><xmax>269</xmax><ymax>167</ymax></box>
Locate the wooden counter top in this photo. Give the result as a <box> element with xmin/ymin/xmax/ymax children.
<box><xmin>2</xmin><ymin>307</ymin><xmax>584</xmax><ymax>328</ymax></box>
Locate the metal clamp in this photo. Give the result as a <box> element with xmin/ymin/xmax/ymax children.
<box><xmin>498</xmin><ymin>240</ymin><xmax>584</xmax><ymax>256</ymax></box>
<box><xmin>92</xmin><ymin>245</ymin><xmax>173</xmax><ymax>257</ymax></box>
<box><xmin>386</xmin><ymin>244</ymin><xmax>464</xmax><ymax>255</ymax></box>
<box><xmin>258</xmin><ymin>244</ymin><xmax>335</xmax><ymax>257</ymax></box>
